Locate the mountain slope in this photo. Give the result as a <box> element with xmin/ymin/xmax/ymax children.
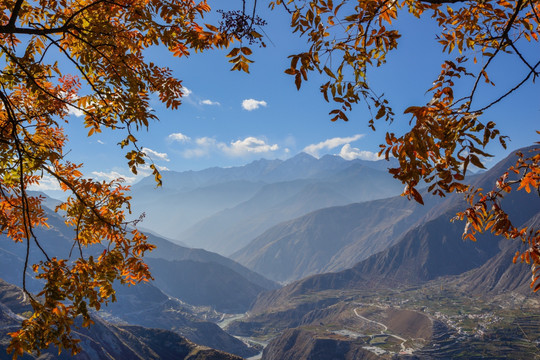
<box><xmin>452</xmin><ymin>211</ymin><xmax>540</xmax><ymax>295</ymax></box>
<box><xmin>231</xmin><ymin>194</ymin><xmax>442</xmax><ymax>283</ymax></box>
<box><xmin>0</xmin><ymin>196</ymin><xmax>278</xmax><ymax>311</ymax></box>
<box><xmin>179</xmin><ymin>161</ymin><xmax>403</xmax><ymax>255</ymax></box>
<box><xmin>145</xmin><ymin>232</ymin><xmax>278</xmax><ymax>291</ymax></box>
<box><xmin>146</xmin><ymin>258</ymin><xmax>266</xmax><ymax>313</ymax></box>
<box><xmin>250</xmin><ymin>146</ymin><xmax>540</xmax><ymax>310</ymax></box>
<box><xmin>0</xmin><ymin>279</ymin><xmax>243</xmax><ymax>360</ymax></box>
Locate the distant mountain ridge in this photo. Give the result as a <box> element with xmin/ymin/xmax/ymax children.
<box><xmin>135</xmin><ymin>153</ymin><xmax>397</xmax><ymax>191</ymax></box>
<box><xmin>174</xmin><ymin>160</ymin><xmax>404</xmax><ymax>255</ymax></box>
<box><xmin>129</xmin><ymin>153</ymin><xmax>401</xmax><ymax>244</ymax></box>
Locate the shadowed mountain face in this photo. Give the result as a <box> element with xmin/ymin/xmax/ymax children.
<box><xmin>145</xmin><ymin>257</ymin><xmax>266</xmax><ymax>313</ymax></box>
<box><xmin>250</xmin><ymin>146</ymin><xmax>540</xmax><ymax>311</ymax></box>
<box><xmin>0</xmin><ymin>279</ymin><xmax>244</xmax><ymax>360</ymax></box>
<box><xmin>144</xmin><ymin>232</ymin><xmax>278</xmax><ymax>291</ymax></box>
<box><xmin>261</xmin><ymin>328</ymin><xmax>380</xmax><ymax>360</ymax></box>
<box><xmin>231</xmin><ymin>194</ymin><xmax>443</xmax><ymax>283</ymax></box>
<box><xmin>453</xmin><ymin>211</ymin><xmax>540</xmax><ymax>295</ymax></box>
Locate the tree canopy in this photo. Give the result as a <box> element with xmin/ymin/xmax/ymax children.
<box><xmin>0</xmin><ymin>0</ymin><xmax>236</xmax><ymax>357</ymax></box>
<box><xmin>0</xmin><ymin>0</ymin><xmax>539</xmax><ymax>358</ymax></box>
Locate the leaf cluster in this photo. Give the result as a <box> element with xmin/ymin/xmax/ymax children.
<box><xmin>453</xmin><ymin>143</ymin><xmax>540</xmax><ymax>290</ymax></box>
<box><xmin>0</xmin><ymin>0</ymin><xmax>235</xmax><ymax>357</ymax></box>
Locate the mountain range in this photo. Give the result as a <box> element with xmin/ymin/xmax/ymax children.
<box><xmin>222</xmin><ymin>146</ymin><xmax>540</xmax><ymax>359</ymax></box>
<box><xmin>0</xmin><ymin>200</ymin><xmax>272</xmax><ymax>357</ymax></box>
<box><xmin>1</xmin><ymin>145</ymin><xmax>538</xmax><ymax>359</ymax></box>
<box><xmin>129</xmin><ymin>153</ymin><xmax>403</xmax><ymax>255</ymax></box>
<box><xmin>248</xmin><ymin>146</ymin><xmax>540</xmax><ymax>311</ymax></box>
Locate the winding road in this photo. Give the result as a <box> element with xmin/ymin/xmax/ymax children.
<box><xmin>354</xmin><ymin>308</ymin><xmax>410</xmax><ymax>353</ymax></box>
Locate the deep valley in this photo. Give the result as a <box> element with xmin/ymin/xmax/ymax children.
<box><xmin>1</xmin><ymin>148</ymin><xmax>539</xmax><ymax>359</ymax></box>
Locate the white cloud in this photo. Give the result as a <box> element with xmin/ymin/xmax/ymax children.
<box><xmin>181</xmin><ymin>137</ymin><xmax>215</xmax><ymax>158</ymax></box>
<box><xmin>200</xmin><ymin>99</ymin><xmax>220</xmax><ymax>106</ymax></box>
<box><xmin>28</xmin><ymin>176</ymin><xmax>62</xmax><ymax>191</ymax></box>
<box><xmin>242</xmin><ymin>99</ymin><xmax>267</xmax><ymax>111</ymax></box>
<box><xmin>222</xmin><ymin>137</ymin><xmax>279</xmax><ymax>156</ymax></box>
<box><xmin>167</xmin><ymin>132</ymin><xmax>191</xmax><ymax>143</ymax></box>
<box><xmin>139</xmin><ymin>163</ymin><xmax>170</xmax><ymax>172</ymax></box>
<box><xmin>91</xmin><ymin>171</ymin><xmax>137</xmax><ymax>184</ymax></box>
<box><xmin>303</xmin><ymin>134</ymin><xmax>365</xmax><ymax>158</ymax></box>
<box><xmin>195</xmin><ymin>137</ymin><xmax>216</xmax><ymax>146</ymax></box>
<box><xmin>338</xmin><ymin>144</ymin><xmax>383</xmax><ymax>161</ymax></box>
<box><xmin>97</xmin><ymin>140</ymin><xmax>105</xmax><ymax>144</ymax></box>
<box><xmin>182</xmin><ymin>136</ymin><xmax>279</xmax><ymax>158</ymax></box>
<box><xmin>142</xmin><ymin>147</ymin><xmax>170</xmax><ymax>162</ymax></box>
<box><xmin>181</xmin><ymin>86</ymin><xmax>192</xmax><ymax>97</ymax></box>
<box><xmin>67</xmin><ymin>105</ymin><xmax>84</xmax><ymax>117</ymax></box>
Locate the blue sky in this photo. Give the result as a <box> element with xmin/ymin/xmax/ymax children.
<box><xmin>35</xmin><ymin>1</ymin><xmax>539</xmax><ymax>193</ymax></box>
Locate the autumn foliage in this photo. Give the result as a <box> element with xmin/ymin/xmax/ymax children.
<box><xmin>0</xmin><ymin>0</ymin><xmax>236</xmax><ymax>357</ymax></box>
<box><xmin>1</xmin><ymin>0</ymin><xmax>540</xmax><ymax>358</ymax></box>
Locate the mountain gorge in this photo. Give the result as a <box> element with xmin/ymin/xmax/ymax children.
<box><xmin>0</xmin><ymin>202</ymin><xmax>267</xmax><ymax>357</ymax></box>
<box><xmin>1</xmin><ymin>146</ymin><xmax>539</xmax><ymax>359</ymax></box>
<box><xmin>224</xmin><ymin>146</ymin><xmax>540</xmax><ymax>359</ymax></box>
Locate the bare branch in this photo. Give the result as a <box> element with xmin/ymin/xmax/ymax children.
<box><xmin>467</xmin><ymin>0</ymin><xmax>525</xmax><ymax>110</ymax></box>
<box><xmin>475</xmin><ymin>60</ymin><xmax>540</xmax><ymax>113</ymax></box>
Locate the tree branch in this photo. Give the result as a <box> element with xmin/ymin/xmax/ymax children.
<box><xmin>474</xmin><ymin>60</ymin><xmax>540</xmax><ymax>113</ymax></box>
<box><xmin>6</xmin><ymin>0</ymin><xmax>25</xmax><ymax>30</ymax></box>
<box><xmin>0</xmin><ymin>24</ymin><xmax>75</xmax><ymax>35</ymax></box>
<box><xmin>0</xmin><ymin>0</ymin><xmax>109</xmax><ymax>35</ymax></box>
<box><xmin>467</xmin><ymin>0</ymin><xmax>524</xmax><ymax>110</ymax></box>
